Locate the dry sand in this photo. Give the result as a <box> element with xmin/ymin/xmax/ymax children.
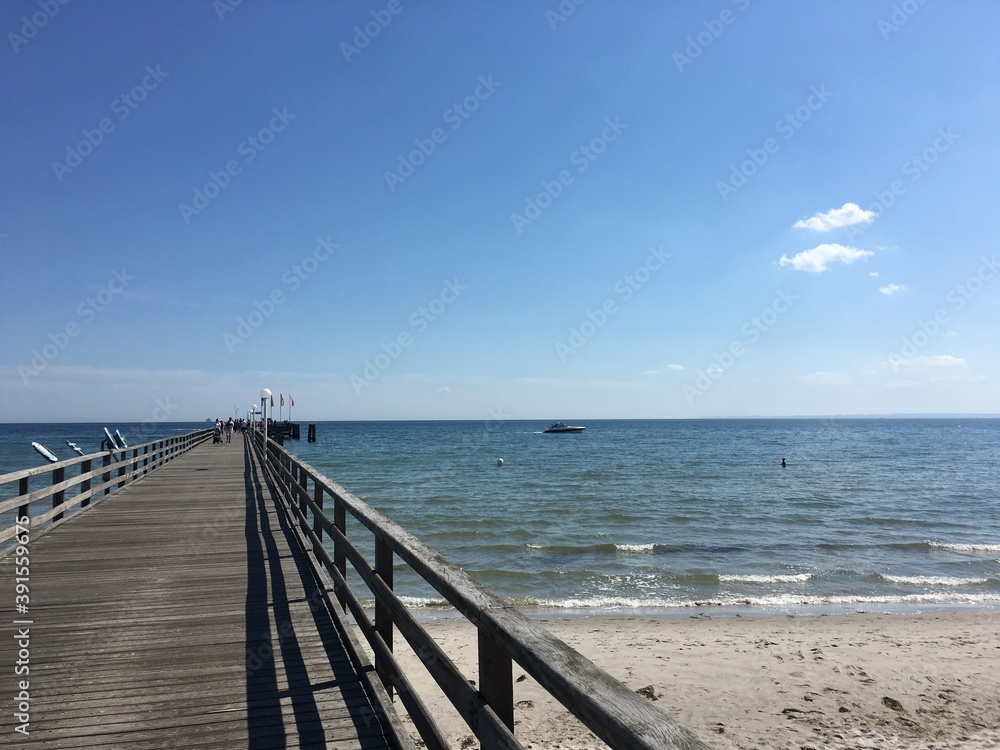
<box><xmin>387</xmin><ymin>611</ymin><xmax>1000</xmax><ymax>749</ymax></box>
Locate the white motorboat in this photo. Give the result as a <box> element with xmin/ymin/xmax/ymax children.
<box><xmin>543</xmin><ymin>422</ymin><xmax>586</xmax><ymax>433</ymax></box>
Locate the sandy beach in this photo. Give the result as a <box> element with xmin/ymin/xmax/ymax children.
<box><xmin>388</xmin><ymin>611</ymin><xmax>1000</xmax><ymax>749</ymax></box>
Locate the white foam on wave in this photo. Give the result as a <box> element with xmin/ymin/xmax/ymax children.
<box><xmin>879</xmin><ymin>574</ymin><xmax>988</xmax><ymax>586</ymax></box>
<box><xmin>713</xmin><ymin>591</ymin><xmax>1000</xmax><ymax>608</ymax></box>
<box><xmin>929</xmin><ymin>541</ymin><xmax>1000</xmax><ymax>553</ymax></box>
<box><xmin>615</xmin><ymin>543</ymin><xmax>655</xmax><ymax>553</ymax></box>
<box><xmin>397</xmin><ymin>595</ymin><xmax>450</xmax><ymax>608</ymax></box>
<box><xmin>816</xmin><ymin>591</ymin><xmax>1000</xmax><ymax>605</ymax></box>
<box><xmin>532</xmin><ymin>591</ymin><xmax>1000</xmax><ymax>611</ymax></box>
<box><xmin>541</xmin><ymin>596</ymin><xmax>678</xmax><ymax>609</ymax></box>
<box><xmin>719</xmin><ymin>573</ymin><xmax>812</xmax><ymax>584</ymax></box>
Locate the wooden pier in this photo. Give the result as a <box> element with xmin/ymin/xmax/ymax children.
<box><xmin>1</xmin><ymin>428</ymin><xmax>710</xmax><ymax>750</ymax></box>
<box><xmin>0</xmin><ymin>435</ymin><xmax>401</xmax><ymax>749</ymax></box>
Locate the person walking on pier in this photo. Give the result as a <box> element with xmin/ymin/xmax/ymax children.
<box><xmin>225</xmin><ymin>417</ymin><xmax>235</xmax><ymax>444</ymax></box>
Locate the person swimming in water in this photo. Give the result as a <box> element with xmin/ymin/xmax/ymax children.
<box><xmin>781</xmin><ymin>457</ymin><xmax>787</xmax><ymax>468</ymax></box>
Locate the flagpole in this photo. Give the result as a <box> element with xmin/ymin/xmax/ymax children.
<box><xmin>289</xmin><ymin>394</ymin><xmax>293</xmax><ymax>423</ymax></box>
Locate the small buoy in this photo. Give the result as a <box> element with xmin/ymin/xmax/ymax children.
<box><xmin>497</xmin><ymin>458</ymin><xmax>504</xmax><ymax>467</ymax></box>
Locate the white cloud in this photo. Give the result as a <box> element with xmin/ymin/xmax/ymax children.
<box><xmin>919</xmin><ymin>354</ymin><xmax>965</xmax><ymax>368</ymax></box>
<box><xmin>879</xmin><ymin>283</ymin><xmax>905</xmax><ymax>295</ymax></box>
<box><xmin>869</xmin><ymin>271</ymin><xmax>880</xmax><ymax>277</ymax></box>
<box><xmin>793</xmin><ymin>202</ymin><xmax>876</xmax><ymax>232</ymax></box>
<box><xmin>644</xmin><ymin>364</ymin><xmax>684</xmax><ymax>375</ymax></box>
<box><xmin>945</xmin><ymin>331</ymin><xmax>959</xmax><ymax>338</ymax></box>
<box><xmin>434</xmin><ymin>386</ymin><xmax>451</xmax><ymax>394</ymax></box>
<box><xmin>797</xmin><ymin>371</ymin><xmax>850</xmax><ymax>385</ymax></box>
<box><xmin>886</xmin><ymin>354</ymin><xmax>966</xmax><ymax>371</ymax></box>
<box><xmin>779</xmin><ymin>243</ymin><xmax>874</xmax><ymax>272</ymax></box>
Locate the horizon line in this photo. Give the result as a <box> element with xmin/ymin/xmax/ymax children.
<box><xmin>3</xmin><ymin>412</ymin><xmax>999</xmax><ymax>425</ymax></box>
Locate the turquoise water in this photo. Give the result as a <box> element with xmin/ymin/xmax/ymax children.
<box><xmin>3</xmin><ymin>419</ymin><xmax>999</xmax><ymax>617</ymax></box>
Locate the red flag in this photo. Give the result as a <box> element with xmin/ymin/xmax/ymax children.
<box><xmin>289</xmin><ymin>394</ymin><xmax>294</xmax><ymax>406</ymax></box>
<box><xmin>280</xmin><ymin>393</ymin><xmax>284</xmax><ymax>406</ymax></box>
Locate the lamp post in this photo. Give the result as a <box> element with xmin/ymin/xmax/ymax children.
<box><xmin>250</xmin><ymin>405</ymin><xmax>257</xmax><ymax>430</ymax></box>
<box><xmin>260</xmin><ymin>388</ymin><xmax>271</xmax><ymax>449</ymax></box>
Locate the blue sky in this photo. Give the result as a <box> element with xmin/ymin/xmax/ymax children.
<box><xmin>2</xmin><ymin>0</ymin><xmax>998</xmax><ymax>422</ymax></box>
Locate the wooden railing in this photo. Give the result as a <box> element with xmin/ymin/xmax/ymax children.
<box><xmin>0</xmin><ymin>428</ymin><xmax>214</xmax><ymax>552</ymax></box>
<box><xmin>250</xmin><ymin>429</ymin><xmax>710</xmax><ymax>750</ymax></box>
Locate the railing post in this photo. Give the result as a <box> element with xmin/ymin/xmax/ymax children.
<box><xmin>375</xmin><ymin>536</ymin><xmax>394</xmax><ymax>699</ymax></box>
<box><xmin>292</xmin><ymin>461</ymin><xmax>300</xmax><ymax>510</ymax></box>
<box><xmin>478</xmin><ymin>632</ymin><xmax>515</xmax><ymax>739</ymax></box>
<box><xmin>312</xmin><ymin>484</ymin><xmax>324</xmax><ymax>557</ymax></box>
<box><xmin>18</xmin><ymin>477</ymin><xmax>29</xmax><ymax>523</ymax></box>
<box><xmin>52</xmin><ymin>466</ymin><xmax>66</xmax><ymax>522</ymax></box>
<box><xmin>131</xmin><ymin>448</ymin><xmax>138</xmax><ymax>483</ymax></box>
<box><xmin>143</xmin><ymin>444</ymin><xmax>149</xmax><ymax>476</ymax></box>
<box><xmin>117</xmin><ymin>452</ymin><xmax>126</xmax><ymax>489</ymax></box>
<box><xmin>80</xmin><ymin>459</ymin><xmax>92</xmax><ymax>507</ymax></box>
<box><xmin>103</xmin><ymin>453</ymin><xmax>111</xmax><ymax>495</ymax></box>
<box><xmin>298</xmin><ymin>467</ymin><xmax>309</xmax><ymax>535</ymax></box>
<box><xmin>334</xmin><ymin>500</ymin><xmax>346</xmax><ymax>610</ymax></box>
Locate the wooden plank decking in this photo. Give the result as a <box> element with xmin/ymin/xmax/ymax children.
<box><xmin>0</xmin><ymin>436</ymin><xmax>401</xmax><ymax>749</ymax></box>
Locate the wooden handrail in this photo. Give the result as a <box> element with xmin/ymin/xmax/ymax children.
<box><xmin>0</xmin><ymin>428</ymin><xmax>214</xmax><ymax>553</ymax></box>
<box><xmin>250</xmin><ymin>429</ymin><xmax>710</xmax><ymax>750</ymax></box>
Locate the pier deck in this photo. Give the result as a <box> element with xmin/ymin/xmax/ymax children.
<box><xmin>0</xmin><ymin>437</ymin><xmax>400</xmax><ymax>749</ymax></box>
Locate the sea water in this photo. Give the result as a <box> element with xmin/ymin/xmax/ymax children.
<box><xmin>3</xmin><ymin>419</ymin><xmax>998</xmax><ymax>617</ymax></box>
